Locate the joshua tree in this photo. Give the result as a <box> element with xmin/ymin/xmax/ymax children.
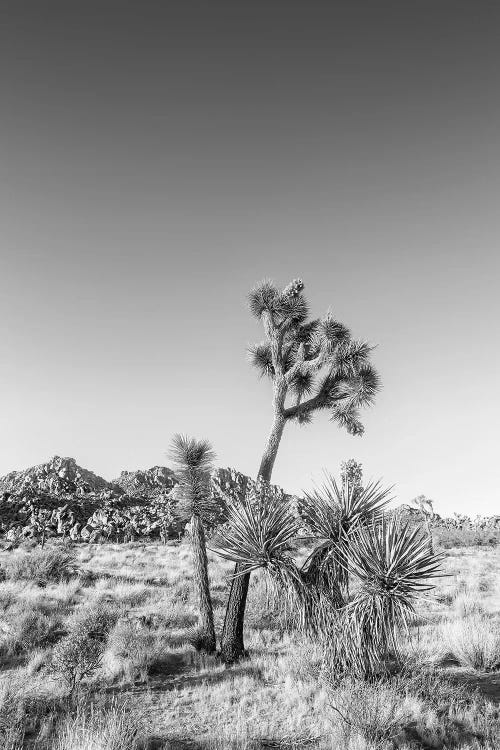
<box><xmin>220</xmin><ymin>278</ymin><xmax>380</xmax><ymax>662</ymax></box>
<box><xmin>169</xmin><ymin>434</ymin><xmax>217</xmax><ymax>653</ymax></box>
<box><xmin>410</xmin><ymin>494</ymin><xmax>434</xmax><ymax>553</ymax></box>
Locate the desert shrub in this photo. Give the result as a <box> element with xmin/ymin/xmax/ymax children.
<box><xmin>0</xmin><ymin>678</ymin><xmax>25</xmax><ymax>749</ymax></box>
<box><xmin>5</xmin><ymin>547</ymin><xmax>77</xmax><ymax>586</ymax></box>
<box><xmin>0</xmin><ymin>674</ymin><xmax>64</xmax><ymax>750</ymax></box>
<box><xmin>14</xmin><ymin>610</ymin><xmax>54</xmax><ymax>653</ymax></box>
<box><xmin>52</xmin><ymin>700</ymin><xmax>144</xmax><ymax>750</ymax></box>
<box><xmin>0</xmin><ymin>604</ymin><xmax>61</xmax><ymax>660</ymax></box>
<box><xmin>49</xmin><ymin>630</ymin><xmax>104</xmax><ymax>693</ymax></box>
<box><xmin>452</xmin><ymin>593</ymin><xmax>485</xmax><ymax>618</ymax></box>
<box><xmin>442</xmin><ymin>614</ymin><xmax>500</xmax><ymax>671</ymax></box>
<box><xmin>68</xmin><ymin>604</ymin><xmax>119</xmax><ymax>639</ymax></box>
<box><xmin>434</xmin><ymin>526</ymin><xmax>500</xmax><ymax>549</ymax></box>
<box><xmin>105</xmin><ymin>620</ymin><xmax>170</xmax><ymax>682</ymax></box>
<box><xmin>48</xmin><ymin>605</ymin><xmax>117</xmax><ymax>694</ymax></box>
<box><xmin>327</xmin><ymin>677</ymin><xmax>410</xmax><ymax>748</ymax></box>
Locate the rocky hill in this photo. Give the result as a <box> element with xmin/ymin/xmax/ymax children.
<box><xmin>0</xmin><ymin>457</ymin><xmax>292</xmax><ymax>545</ymax></box>
<box><xmin>0</xmin><ymin>456</ymin><xmax>116</xmax><ymax>496</ymax></box>
<box><xmin>112</xmin><ymin>466</ymin><xmax>177</xmax><ymax>498</ymax></box>
<box><xmin>1</xmin><ymin>457</ymin><xmax>498</xmax><ymax>547</ymax></box>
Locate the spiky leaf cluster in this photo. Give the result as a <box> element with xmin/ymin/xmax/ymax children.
<box><xmin>168</xmin><ymin>434</ymin><xmax>216</xmax><ymax>521</ymax></box>
<box><xmin>338</xmin><ymin>517</ymin><xmax>444</xmax><ymax>674</ymax></box>
<box><xmin>301</xmin><ymin>474</ymin><xmax>391</xmax><ymax>595</ymax></box>
<box><xmin>210</xmin><ymin>489</ymin><xmax>299</xmax><ymax>575</ymax></box>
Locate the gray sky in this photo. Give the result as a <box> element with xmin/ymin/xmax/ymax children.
<box><xmin>1</xmin><ymin>2</ymin><xmax>499</xmax><ymax>514</ymax></box>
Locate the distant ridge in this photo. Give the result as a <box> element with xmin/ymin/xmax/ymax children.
<box><xmin>0</xmin><ymin>456</ymin><xmax>117</xmax><ymax>496</ymax></box>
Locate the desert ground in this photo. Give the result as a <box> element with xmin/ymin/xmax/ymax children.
<box><xmin>0</xmin><ymin>536</ymin><xmax>499</xmax><ymax>750</ymax></box>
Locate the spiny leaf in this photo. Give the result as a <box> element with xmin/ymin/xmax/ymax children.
<box><xmin>289</xmin><ymin>370</ymin><xmax>314</xmax><ymax>398</ymax></box>
<box><xmin>210</xmin><ymin>490</ymin><xmax>299</xmax><ymax>574</ymax></box>
<box><xmin>168</xmin><ymin>434</ymin><xmax>216</xmax><ymax>519</ymax></box>
<box><xmin>247</xmin><ymin>342</ymin><xmax>275</xmax><ymax>378</ymax></box>
<box><xmin>248</xmin><ymin>280</ymin><xmax>280</xmax><ymax>319</ymax></box>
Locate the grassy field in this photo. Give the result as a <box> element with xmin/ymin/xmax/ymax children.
<box><xmin>0</xmin><ymin>538</ymin><xmax>499</xmax><ymax>749</ymax></box>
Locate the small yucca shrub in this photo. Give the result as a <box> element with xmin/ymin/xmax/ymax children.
<box><xmin>335</xmin><ymin>516</ymin><xmax>443</xmax><ymax>676</ymax></box>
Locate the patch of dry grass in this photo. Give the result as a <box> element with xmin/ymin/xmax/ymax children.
<box><xmin>0</xmin><ymin>539</ymin><xmax>498</xmax><ymax>749</ymax></box>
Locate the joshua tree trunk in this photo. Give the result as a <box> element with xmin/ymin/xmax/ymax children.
<box><xmin>190</xmin><ymin>514</ymin><xmax>216</xmax><ymax>653</ymax></box>
<box><xmin>220</xmin><ymin>401</ymin><xmax>285</xmax><ymax>663</ymax></box>
<box><xmin>424</xmin><ymin>514</ymin><xmax>434</xmax><ymax>555</ymax></box>
<box><xmin>258</xmin><ymin>412</ymin><xmax>286</xmax><ymax>482</ymax></box>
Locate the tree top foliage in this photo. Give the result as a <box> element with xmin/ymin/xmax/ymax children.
<box><xmin>168</xmin><ymin>434</ymin><xmax>216</xmax><ymax>521</ymax></box>
<box><xmin>247</xmin><ymin>278</ymin><xmax>380</xmax><ymax>435</ymax></box>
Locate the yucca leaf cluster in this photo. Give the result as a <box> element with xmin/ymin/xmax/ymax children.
<box><xmin>169</xmin><ymin>434</ymin><xmax>217</xmax><ymax>522</ymax></box>
<box><xmin>301</xmin><ymin>475</ymin><xmax>391</xmax><ymax>597</ymax></box>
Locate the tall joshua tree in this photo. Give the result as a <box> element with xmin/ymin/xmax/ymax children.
<box><xmin>220</xmin><ymin>278</ymin><xmax>380</xmax><ymax>662</ymax></box>
<box><xmin>169</xmin><ymin>434</ymin><xmax>217</xmax><ymax>653</ymax></box>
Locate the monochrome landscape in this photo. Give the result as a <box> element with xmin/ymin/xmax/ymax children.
<box><xmin>1</xmin><ymin>2</ymin><xmax>500</xmax><ymax>749</ymax></box>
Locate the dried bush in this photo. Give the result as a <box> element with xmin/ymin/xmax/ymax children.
<box><xmin>49</xmin><ymin>630</ymin><xmax>104</xmax><ymax>694</ymax></box>
<box><xmin>0</xmin><ymin>674</ymin><xmax>64</xmax><ymax>750</ymax></box>
<box><xmin>14</xmin><ymin>609</ymin><xmax>54</xmax><ymax>654</ymax></box>
<box><xmin>442</xmin><ymin>614</ymin><xmax>500</xmax><ymax>671</ymax></box>
<box><xmin>68</xmin><ymin>604</ymin><xmax>119</xmax><ymax>639</ymax></box>
<box><xmin>52</xmin><ymin>700</ymin><xmax>144</xmax><ymax>750</ymax></box>
<box><xmin>48</xmin><ymin>604</ymin><xmax>117</xmax><ymax>693</ymax></box>
<box><xmin>327</xmin><ymin>677</ymin><xmax>410</xmax><ymax>748</ymax></box>
<box><xmin>105</xmin><ymin>619</ymin><xmax>170</xmax><ymax>682</ymax></box>
<box><xmin>5</xmin><ymin>547</ymin><xmax>77</xmax><ymax>586</ymax></box>
<box><xmin>0</xmin><ymin>604</ymin><xmax>61</xmax><ymax>660</ymax></box>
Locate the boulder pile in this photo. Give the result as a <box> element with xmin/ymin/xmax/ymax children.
<box><xmin>2</xmin><ymin>457</ymin><xmax>497</xmax><ymax>547</ymax></box>
<box><xmin>0</xmin><ymin>457</ymin><xmax>292</xmax><ymax>545</ymax></box>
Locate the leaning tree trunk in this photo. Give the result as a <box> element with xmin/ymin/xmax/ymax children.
<box><xmin>190</xmin><ymin>514</ymin><xmax>216</xmax><ymax>653</ymax></box>
<box><xmin>220</xmin><ymin>410</ymin><xmax>286</xmax><ymax>663</ymax></box>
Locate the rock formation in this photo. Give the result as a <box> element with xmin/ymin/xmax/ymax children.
<box><xmin>0</xmin><ymin>458</ymin><xmax>293</xmax><ymax>545</ymax></box>
<box><xmin>1</xmin><ymin>457</ymin><xmax>497</xmax><ymax>546</ymax></box>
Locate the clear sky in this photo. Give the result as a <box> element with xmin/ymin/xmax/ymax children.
<box><xmin>1</xmin><ymin>2</ymin><xmax>499</xmax><ymax>515</ymax></box>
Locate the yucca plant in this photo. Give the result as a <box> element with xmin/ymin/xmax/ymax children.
<box><xmin>301</xmin><ymin>474</ymin><xmax>392</xmax><ymax>598</ymax></box>
<box><xmin>215</xmin><ymin>469</ymin><xmax>443</xmax><ymax>675</ymax></box>
<box><xmin>169</xmin><ymin>434</ymin><xmax>217</xmax><ymax>653</ymax></box>
<box><xmin>221</xmin><ymin>277</ymin><xmax>380</xmax><ymax>662</ymax></box>
<box><xmin>211</xmin><ymin>490</ymin><xmax>299</xmax><ymax>576</ymax></box>
<box><xmin>335</xmin><ymin>516</ymin><xmax>444</xmax><ymax>676</ymax></box>
<box><xmin>212</xmin><ymin>490</ymin><xmax>343</xmax><ymax>638</ymax></box>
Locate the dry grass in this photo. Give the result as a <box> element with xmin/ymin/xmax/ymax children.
<box><xmin>51</xmin><ymin>700</ymin><xmax>144</xmax><ymax>750</ymax></box>
<box><xmin>0</xmin><ymin>539</ymin><xmax>497</xmax><ymax>749</ymax></box>
<box><xmin>442</xmin><ymin>614</ymin><xmax>500</xmax><ymax>671</ymax></box>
